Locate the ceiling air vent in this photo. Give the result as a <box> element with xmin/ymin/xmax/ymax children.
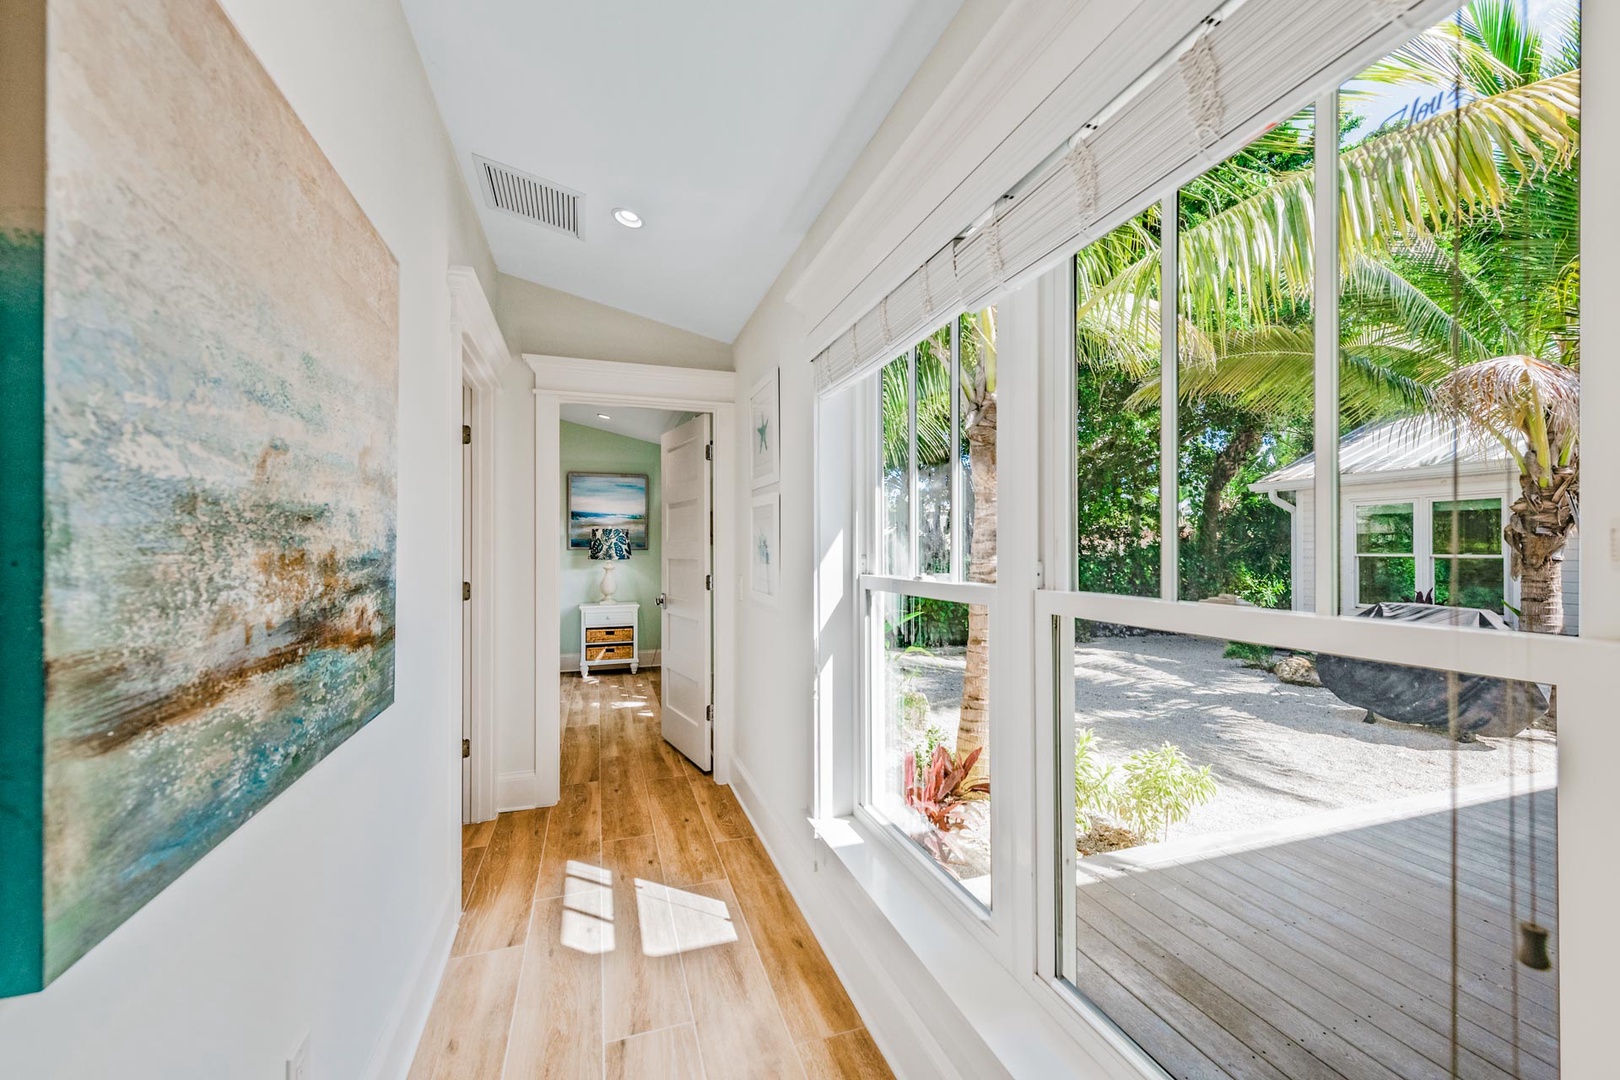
<box><xmin>473</xmin><ymin>154</ymin><xmax>584</xmax><ymax>240</ymax></box>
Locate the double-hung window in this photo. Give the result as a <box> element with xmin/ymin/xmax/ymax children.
<box><xmin>816</xmin><ymin>1</ymin><xmax>1596</xmax><ymax>1075</ymax></box>
<box><xmin>863</xmin><ymin>313</ymin><xmax>997</xmax><ymax>906</ymax></box>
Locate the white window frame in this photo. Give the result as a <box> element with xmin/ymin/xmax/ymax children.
<box><xmin>1343</xmin><ymin>494</ymin><xmax>1513</xmax><ymax>612</ymax></box>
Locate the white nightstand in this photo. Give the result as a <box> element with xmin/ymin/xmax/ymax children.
<box><xmin>579</xmin><ymin>601</ymin><xmax>639</xmax><ymax>676</ymax></box>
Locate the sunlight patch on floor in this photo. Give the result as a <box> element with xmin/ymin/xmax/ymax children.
<box><xmin>636</xmin><ymin>878</ymin><xmax>737</xmax><ymax>957</ymax></box>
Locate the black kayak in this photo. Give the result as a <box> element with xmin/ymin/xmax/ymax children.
<box><xmin>1315</xmin><ymin>603</ymin><xmax>1547</xmax><ymax>737</ymax></box>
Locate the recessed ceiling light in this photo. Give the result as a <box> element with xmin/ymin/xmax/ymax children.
<box><xmin>597</xmin><ymin>413</ymin><xmax>612</xmax><ymax>420</ymax></box>
<box><xmin>612</xmin><ymin>207</ymin><xmax>643</xmax><ymax>229</ymax></box>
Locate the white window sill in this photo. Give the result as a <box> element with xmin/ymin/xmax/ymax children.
<box><xmin>810</xmin><ymin>814</ymin><xmax>1162</xmax><ymax>1080</ymax></box>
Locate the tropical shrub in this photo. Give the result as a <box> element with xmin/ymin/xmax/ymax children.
<box><xmin>903</xmin><ymin>745</ymin><xmax>990</xmax><ymax>834</ymax></box>
<box><xmin>1115</xmin><ymin>743</ymin><xmax>1218</xmax><ymax>842</ymax></box>
<box><xmin>1073</xmin><ymin>729</ymin><xmax>1116</xmax><ymax>834</ymax></box>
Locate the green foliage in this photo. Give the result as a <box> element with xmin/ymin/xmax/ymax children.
<box><xmin>1222</xmin><ymin>641</ymin><xmax>1274</xmax><ymax>669</ymax></box>
<box><xmin>1073</xmin><ymin>729</ymin><xmax>1116</xmax><ymax>834</ymax></box>
<box><xmin>1115</xmin><ymin>743</ymin><xmax>1218</xmax><ymax>842</ymax></box>
<box><xmin>888</xmin><ymin>596</ymin><xmax>968</xmax><ymax>649</ymax></box>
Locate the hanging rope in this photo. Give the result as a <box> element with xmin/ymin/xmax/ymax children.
<box><xmin>922</xmin><ymin>260</ymin><xmax>935</xmax><ymax>317</ymax></box>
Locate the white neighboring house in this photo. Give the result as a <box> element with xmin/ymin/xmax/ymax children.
<box><xmin>1249</xmin><ymin>418</ymin><xmax>1581</xmax><ymax>634</ymax></box>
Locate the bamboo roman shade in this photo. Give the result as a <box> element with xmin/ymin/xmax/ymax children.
<box><xmin>810</xmin><ymin>0</ymin><xmax>1459</xmax><ymax>393</ymax></box>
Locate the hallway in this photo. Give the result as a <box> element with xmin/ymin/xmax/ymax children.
<box><xmin>409</xmin><ymin>672</ymin><xmax>893</xmax><ymax>1079</ymax></box>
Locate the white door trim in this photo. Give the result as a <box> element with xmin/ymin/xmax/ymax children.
<box><xmin>449</xmin><ymin>266</ymin><xmax>507</xmax><ymax>824</ymax></box>
<box><xmin>528</xmin><ymin>354</ymin><xmax>738</xmax><ymax>795</ymax></box>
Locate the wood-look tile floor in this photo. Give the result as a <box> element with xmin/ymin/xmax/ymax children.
<box><xmin>411</xmin><ymin>670</ymin><xmax>895</xmax><ymax>1080</ymax></box>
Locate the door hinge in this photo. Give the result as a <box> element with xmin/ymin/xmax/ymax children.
<box><xmin>705</xmin><ymin>574</ymin><xmax>712</xmax><ymax>591</ymax></box>
<box><xmin>462</xmin><ymin>581</ymin><xmax>471</xmax><ymax>601</ymax></box>
<box><xmin>461</xmin><ymin>738</ymin><xmax>470</xmax><ymax>759</ymax></box>
<box><xmin>705</xmin><ymin>442</ymin><xmax>713</xmax><ymax>461</ymax></box>
<box><xmin>462</xmin><ymin>424</ymin><xmax>471</xmax><ymax>445</ymax></box>
<box><xmin>705</xmin><ymin>704</ymin><xmax>714</xmax><ymax>724</ymax></box>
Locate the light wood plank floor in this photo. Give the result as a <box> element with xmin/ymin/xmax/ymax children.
<box><xmin>1074</xmin><ymin>789</ymin><xmax>1559</xmax><ymax>1080</ymax></box>
<box><xmin>411</xmin><ymin>670</ymin><xmax>895</xmax><ymax>1080</ymax></box>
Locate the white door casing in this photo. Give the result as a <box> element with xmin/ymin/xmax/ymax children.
<box><xmin>461</xmin><ymin>384</ymin><xmax>473</xmax><ymax>823</ymax></box>
<box><xmin>449</xmin><ymin>265</ymin><xmax>507</xmax><ymax>825</ymax></box>
<box><xmin>660</xmin><ymin>414</ymin><xmax>713</xmax><ymax>770</ymax></box>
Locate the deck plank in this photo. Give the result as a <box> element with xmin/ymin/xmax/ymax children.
<box><xmin>1074</xmin><ymin>793</ymin><xmax>1559</xmax><ymax>1080</ymax></box>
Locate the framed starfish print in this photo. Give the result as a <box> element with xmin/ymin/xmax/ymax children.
<box><xmin>749</xmin><ymin>369</ymin><xmax>780</xmax><ymax>489</ymax></box>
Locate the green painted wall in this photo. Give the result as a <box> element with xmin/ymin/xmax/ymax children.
<box><xmin>560</xmin><ymin>421</ymin><xmax>661</xmax><ymax>659</ymax></box>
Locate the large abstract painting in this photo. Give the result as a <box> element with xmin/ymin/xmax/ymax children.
<box><xmin>0</xmin><ymin>0</ymin><xmax>398</xmax><ymax>993</ymax></box>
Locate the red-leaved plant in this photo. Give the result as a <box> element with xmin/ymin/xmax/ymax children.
<box><xmin>903</xmin><ymin>745</ymin><xmax>991</xmax><ymax>833</ymax></box>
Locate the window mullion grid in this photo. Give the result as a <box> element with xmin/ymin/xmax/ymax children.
<box><xmin>907</xmin><ymin>345</ymin><xmax>919</xmax><ymax>579</ymax></box>
<box><xmin>1313</xmin><ymin>90</ymin><xmax>1341</xmax><ymax>616</ymax></box>
<box><xmin>950</xmin><ymin>323</ymin><xmax>964</xmax><ymax>582</ymax></box>
<box><xmin>1159</xmin><ymin>194</ymin><xmax>1179</xmax><ymax>602</ymax></box>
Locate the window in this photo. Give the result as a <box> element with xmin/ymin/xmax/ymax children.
<box><xmin>1348</xmin><ymin>497</ymin><xmax>1510</xmax><ymax>612</ymax></box>
<box><xmin>1354</xmin><ymin>501</ymin><xmax>1415</xmax><ymax>604</ymax></box>
<box><xmin>1434</xmin><ymin>498</ymin><xmax>1507</xmax><ymax>611</ymax></box>
<box><xmin>1074</xmin><ymin>210</ymin><xmax>1161</xmax><ymax>597</ymax></box>
<box><xmin>1053</xmin><ymin>4</ymin><xmax>1573</xmax><ymax>1074</ymax></box>
<box><xmin>824</xmin><ymin>2</ymin><xmax>1589</xmax><ymax>1074</ymax></box>
<box><xmin>866</xmin><ymin>311</ymin><xmax>997</xmax><ymax>906</ymax></box>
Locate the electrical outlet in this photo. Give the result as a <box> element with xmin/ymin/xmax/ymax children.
<box><xmin>286</xmin><ymin>1035</ymin><xmax>311</xmax><ymax>1080</ymax></box>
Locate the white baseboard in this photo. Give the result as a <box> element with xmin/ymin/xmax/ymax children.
<box><xmin>497</xmin><ymin>770</ymin><xmax>545</xmax><ymax>811</ymax></box>
<box><xmin>559</xmin><ymin>649</ymin><xmax>660</xmax><ymax>673</ymax></box>
<box><xmin>361</xmin><ymin>890</ymin><xmax>458</xmax><ymax>1080</ymax></box>
<box><xmin>728</xmin><ymin>761</ymin><xmax>1004</xmax><ymax>1080</ymax></box>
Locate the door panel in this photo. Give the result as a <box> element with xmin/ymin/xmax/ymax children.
<box><xmin>660</xmin><ymin>414</ymin><xmax>712</xmax><ymax>770</ymax></box>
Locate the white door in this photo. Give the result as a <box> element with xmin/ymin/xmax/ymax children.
<box><xmin>659</xmin><ymin>414</ymin><xmax>713</xmax><ymax>770</ymax></box>
<box><xmin>461</xmin><ymin>385</ymin><xmax>473</xmax><ymax>823</ymax></box>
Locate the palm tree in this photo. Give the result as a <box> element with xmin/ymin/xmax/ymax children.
<box><xmin>1077</xmin><ymin>1</ymin><xmax>1580</xmax><ymax>628</ymax></box>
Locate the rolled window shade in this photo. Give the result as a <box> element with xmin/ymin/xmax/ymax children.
<box><xmin>811</xmin><ymin>0</ymin><xmax>1455</xmax><ymax>395</ymax></box>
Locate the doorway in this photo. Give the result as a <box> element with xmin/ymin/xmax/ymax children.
<box><xmin>531</xmin><ymin>356</ymin><xmax>738</xmax><ymax>803</ymax></box>
<box><xmin>557</xmin><ymin>405</ymin><xmax>714</xmax><ymax>770</ymax></box>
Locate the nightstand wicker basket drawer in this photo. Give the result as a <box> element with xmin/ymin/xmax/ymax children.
<box><xmin>585</xmin><ymin>644</ymin><xmax>634</xmax><ymax>662</ymax></box>
<box><xmin>585</xmin><ymin>627</ymin><xmax>634</xmax><ymax>644</ymax></box>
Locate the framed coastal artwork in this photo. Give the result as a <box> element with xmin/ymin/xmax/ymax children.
<box><xmin>749</xmin><ymin>369</ymin><xmax>780</xmax><ymax>489</ymax></box>
<box><xmin>750</xmin><ymin>492</ymin><xmax>782</xmax><ymax>605</ymax></box>
<box><xmin>1</xmin><ymin>0</ymin><xmax>398</xmax><ymax>994</ymax></box>
<box><xmin>568</xmin><ymin>472</ymin><xmax>650</xmax><ymax>550</ymax></box>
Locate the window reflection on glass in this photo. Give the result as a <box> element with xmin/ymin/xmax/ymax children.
<box><xmin>1074</xmin><ymin>211</ymin><xmax>1161</xmax><ymax>597</ymax></box>
<box><xmin>873</xmin><ymin>592</ymin><xmax>990</xmax><ymax>904</ymax></box>
<box><xmin>880</xmin><ymin>353</ymin><xmax>911</xmax><ymax>576</ymax></box>
<box><xmin>1067</xmin><ymin>624</ymin><xmax>1558</xmax><ymax>1079</ymax></box>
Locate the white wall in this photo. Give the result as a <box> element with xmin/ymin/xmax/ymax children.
<box><xmin>496</xmin><ymin>271</ymin><xmax>733</xmax><ymax>371</ymax></box>
<box><xmin>0</xmin><ymin>1</ymin><xmax>495</xmax><ymax>1076</ymax></box>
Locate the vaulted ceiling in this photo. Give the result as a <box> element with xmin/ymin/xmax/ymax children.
<box><xmin>402</xmin><ymin>0</ymin><xmax>962</xmax><ymax>343</ymax></box>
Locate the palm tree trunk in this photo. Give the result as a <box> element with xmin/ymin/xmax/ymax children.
<box><xmin>1506</xmin><ymin>464</ymin><xmax>1576</xmax><ymax>728</ymax></box>
<box><xmin>957</xmin><ymin>398</ymin><xmax>997</xmax><ymax>784</ymax></box>
<box><xmin>1507</xmin><ymin>465</ymin><xmax>1576</xmax><ymax>636</ymax></box>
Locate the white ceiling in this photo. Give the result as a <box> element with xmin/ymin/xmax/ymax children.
<box><xmin>400</xmin><ymin>0</ymin><xmax>961</xmax><ymax>343</ymax></box>
<box><xmin>560</xmin><ymin>404</ymin><xmax>692</xmax><ymax>445</ymax></box>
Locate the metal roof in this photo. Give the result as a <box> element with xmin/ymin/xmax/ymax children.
<box><xmin>1250</xmin><ymin>417</ymin><xmax>1514</xmax><ymax>492</ymax></box>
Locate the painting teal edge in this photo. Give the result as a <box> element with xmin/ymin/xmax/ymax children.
<box><xmin>0</xmin><ymin>228</ymin><xmax>47</xmax><ymax>996</ymax></box>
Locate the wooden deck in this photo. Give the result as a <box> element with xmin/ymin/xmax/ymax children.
<box><xmin>1073</xmin><ymin>786</ymin><xmax>1558</xmax><ymax>1080</ymax></box>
